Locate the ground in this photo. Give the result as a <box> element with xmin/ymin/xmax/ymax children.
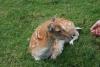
<box><xmin>0</xmin><ymin>0</ymin><xmax>100</xmax><ymax>67</ymax></box>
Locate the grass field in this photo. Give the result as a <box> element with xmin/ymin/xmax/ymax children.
<box><xmin>0</xmin><ymin>0</ymin><xmax>100</xmax><ymax>67</ymax></box>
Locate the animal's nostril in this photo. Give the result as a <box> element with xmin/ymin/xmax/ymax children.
<box><xmin>71</xmin><ymin>36</ymin><xmax>74</xmax><ymax>38</ymax></box>
<box><xmin>71</xmin><ymin>34</ymin><xmax>75</xmax><ymax>38</ymax></box>
<box><xmin>72</xmin><ymin>33</ymin><xmax>76</xmax><ymax>36</ymax></box>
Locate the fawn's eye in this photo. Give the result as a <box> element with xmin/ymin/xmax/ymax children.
<box><xmin>55</xmin><ymin>27</ymin><xmax>60</xmax><ymax>32</ymax></box>
<box><xmin>57</xmin><ymin>30</ymin><xmax>61</xmax><ymax>32</ymax></box>
<box><xmin>60</xmin><ymin>29</ymin><xmax>65</xmax><ymax>32</ymax></box>
<box><xmin>57</xmin><ymin>29</ymin><xmax>65</xmax><ymax>33</ymax></box>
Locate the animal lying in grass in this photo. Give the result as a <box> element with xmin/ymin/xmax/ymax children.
<box><xmin>29</xmin><ymin>17</ymin><xmax>81</xmax><ymax>60</ymax></box>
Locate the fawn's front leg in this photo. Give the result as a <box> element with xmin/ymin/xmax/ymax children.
<box><xmin>51</xmin><ymin>40</ymin><xmax>65</xmax><ymax>59</ymax></box>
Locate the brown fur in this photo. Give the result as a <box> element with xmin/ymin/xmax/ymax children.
<box><xmin>29</xmin><ymin>18</ymin><xmax>79</xmax><ymax>60</ymax></box>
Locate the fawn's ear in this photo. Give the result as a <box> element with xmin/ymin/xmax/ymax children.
<box><xmin>75</xmin><ymin>27</ymin><xmax>82</xmax><ymax>31</ymax></box>
<box><xmin>36</xmin><ymin>29</ymin><xmax>45</xmax><ymax>40</ymax></box>
<box><xmin>75</xmin><ymin>27</ymin><xmax>82</xmax><ymax>30</ymax></box>
<box><xmin>48</xmin><ymin>23</ymin><xmax>55</xmax><ymax>32</ymax></box>
<box><xmin>48</xmin><ymin>17</ymin><xmax>56</xmax><ymax>32</ymax></box>
<box><xmin>52</xmin><ymin>16</ymin><xmax>56</xmax><ymax>22</ymax></box>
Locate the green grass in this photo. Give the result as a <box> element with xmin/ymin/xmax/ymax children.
<box><xmin>0</xmin><ymin>0</ymin><xmax>100</xmax><ymax>67</ymax></box>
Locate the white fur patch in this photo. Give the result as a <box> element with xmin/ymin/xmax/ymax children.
<box><xmin>50</xmin><ymin>40</ymin><xmax>65</xmax><ymax>59</ymax></box>
<box><xmin>57</xmin><ymin>40</ymin><xmax>65</xmax><ymax>50</ymax></box>
<box><xmin>32</xmin><ymin>47</ymin><xmax>51</xmax><ymax>60</ymax></box>
<box><xmin>75</xmin><ymin>27</ymin><xmax>82</xmax><ymax>30</ymax></box>
<box><xmin>69</xmin><ymin>31</ymin><xmax>79</xmax><ymax>45</ymax></box>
